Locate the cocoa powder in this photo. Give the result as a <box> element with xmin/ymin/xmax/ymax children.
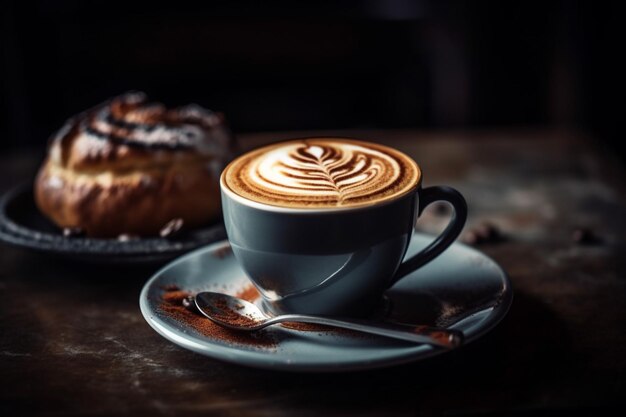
<box><xmin>211</xmin><ymin>296</ymin><xmax>259</xmax><ymax>328</ymax></box>
<box><xmin>158</xmin><ymin>283</ymin><xmax>366</xmax><ymax>347</ymax></box>
<box><xmin>158</xmin><ymin>286</ymin><xmax>277</xmax><ymax>349</ymax></box>
<box><xmin>235</xmin><ymin>284</ymin><xmax>261</xmax><ymax>302</ymax></box>
<box><xmin>161</xmin><ymin>290</ymin><xmax>191</xmax><ymax>304</ymax></box>
<box><xmin>233</xmin><ymin>284</ymin><xmax>362</xmax><ymax>335</ymax></box>
<box><xmin>160</xmin><ymin>284</ymin><xmax>180</xmax><ymax>292</ymax></box>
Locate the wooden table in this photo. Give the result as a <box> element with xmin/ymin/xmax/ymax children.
<box><xmin>2</xmin><ymin>129</ymin><xmax>625</xmax><ymax>415</ymax></box>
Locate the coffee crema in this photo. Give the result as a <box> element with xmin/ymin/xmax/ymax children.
<box><xmin>222</xmin><ymin>138</ymin><xmax>421</xmax><ymax>208</ymax></box>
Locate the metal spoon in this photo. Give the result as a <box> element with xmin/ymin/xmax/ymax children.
<box><xmin>194</xmin><ymin>292</ymin><xmax>464</xmax><ymax>348</ymax></box>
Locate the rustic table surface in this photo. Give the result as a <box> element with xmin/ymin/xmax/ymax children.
<box><xmin>1</xmin><ymin>129</ymin><xmax>625</xmax><ymax>416</ymax></box>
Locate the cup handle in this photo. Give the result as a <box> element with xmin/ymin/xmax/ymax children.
<box><xmin>391</xmin><ymin>186</ymin><xmax>467</xmax><ymax>286</ymax></box>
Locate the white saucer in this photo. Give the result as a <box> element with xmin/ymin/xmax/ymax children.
<box><xmin>139</xmin><ymin>232</ymin><xmax>512</xmax><ymax>372</ymax></box>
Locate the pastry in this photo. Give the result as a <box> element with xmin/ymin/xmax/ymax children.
<box><xmin>35</xmin><ymin>92</ymin><xmax>236</xmax><ymax>237</ymax></box>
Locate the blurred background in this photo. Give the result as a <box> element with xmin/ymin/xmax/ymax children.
<box><xmin>1</xmin><ymin>0</ymin><xmax>622</xmax><ymax>157</ymax></box>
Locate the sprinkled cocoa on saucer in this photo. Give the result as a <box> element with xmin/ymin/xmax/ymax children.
<box><xmin>34</xmin><ymin>92</ymin><xmax>236</xmax><ymax>237</ymax></box>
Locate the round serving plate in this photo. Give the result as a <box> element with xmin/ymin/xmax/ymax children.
<box><xmin>0</xmin><ymin>184</ymin><xmax>227</xmax><ymax>264</ymax></box>
<box><xmin>140</xmin><ymin>232</ymin><xmax>513</xmax><ymax>372</ymax></box>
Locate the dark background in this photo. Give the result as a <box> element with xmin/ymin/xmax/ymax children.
<box><xmin>1</xmin><ymin>0</ymin><xmax>622</xmax><ymax>156</ymax></box>
<box><xmin>2</xmin><ymin>3</ymin><xmax>626</xmax><ymax>416</ymax></box>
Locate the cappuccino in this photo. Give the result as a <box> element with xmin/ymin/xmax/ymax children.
<box><xmin>222</xmin><ymin>138</ymin><xmax>420</xmax><ymax>209</ymax></box>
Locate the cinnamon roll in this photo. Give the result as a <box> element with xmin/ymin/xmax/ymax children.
<box><xmin>35</xmin><ymin>92</ymin><xmax>236</xmax><ymax>237</ymax></box>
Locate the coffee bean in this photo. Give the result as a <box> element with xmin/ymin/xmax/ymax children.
<box><xmin>477</xmin><ymin>222</ymin><xmax>500</xmax><ymax>240</ymax></box>
<box><xmin>463</xmin><ymin>230</ymin><xmax>479</xmax><ymax>245</ymax></box>
<box><xmin>62</xmin><ymin>227</ymin><xmax>85</xmax><ymax>238</ymax></box>
<box><xmin>160</xmin><ymin>218</ymin><xmax>184</xmax><ymax>238</ymax></box>
<box><xmin>463</xmin><ymin>222</ymin><xmax>502</xmax><ymax>245</ymax></box>
<box><xmin>572</xmin><ymin>228</ymin><xmax>601</xmax><ymax>245</ymax></box>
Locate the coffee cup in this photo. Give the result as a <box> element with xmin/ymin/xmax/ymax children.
<box><xmin>220</xmin><ymin>138</ymin><xmax>467</xmax><ymax>316</ymax></box>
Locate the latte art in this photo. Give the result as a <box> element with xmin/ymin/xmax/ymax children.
<box><xmin>252</xmin><ymin>144</ymin><xmax>398</xmax><ymax>201</ymax></box>
<box><xmin>223</xmin><ymin>139</ymin><xmax>420</xmax><ymax>208</ymax></box>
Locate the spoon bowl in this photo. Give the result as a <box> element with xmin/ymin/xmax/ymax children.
<box><xmin>195</xmin><ymin>292</ymin><xmax>268</xmax><ymax>330</ymax></box>
<box><xmin>195</xmin><ymin>292</ymin><xmax>464</xmax><ymax>348</ymax></box>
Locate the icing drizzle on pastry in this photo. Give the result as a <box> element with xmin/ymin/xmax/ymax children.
<box><xmin>53</xmin><ymin>91</ymin><xmax>231</xmax><ymax>152</ymax></box>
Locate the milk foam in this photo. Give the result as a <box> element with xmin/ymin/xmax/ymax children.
<box><xmin>223</xmin><ymin>139</ymin><xmax>420</xmax><ymax>208</ymax></box>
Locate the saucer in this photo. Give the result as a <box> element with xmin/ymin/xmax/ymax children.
<box><xmin>139</xmin><ymin>232</ymin><xmax>512</xmax><ymax>372</ymax></box>
<box><xmin>0</xmin><ymin>184</ymin><xmax>226</xmax><ymax>264</ymax></box>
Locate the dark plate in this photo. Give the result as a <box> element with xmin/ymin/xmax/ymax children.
<box><xmin>0</xmin><ymin>184</ymin><xmax>227</xmax><ymax>264</ymax></box>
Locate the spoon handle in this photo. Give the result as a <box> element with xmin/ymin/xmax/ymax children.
<box><xmin>269</xmin><ymin>315</ymin><xmax>463</xmax><ymax>348</ymax></box>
